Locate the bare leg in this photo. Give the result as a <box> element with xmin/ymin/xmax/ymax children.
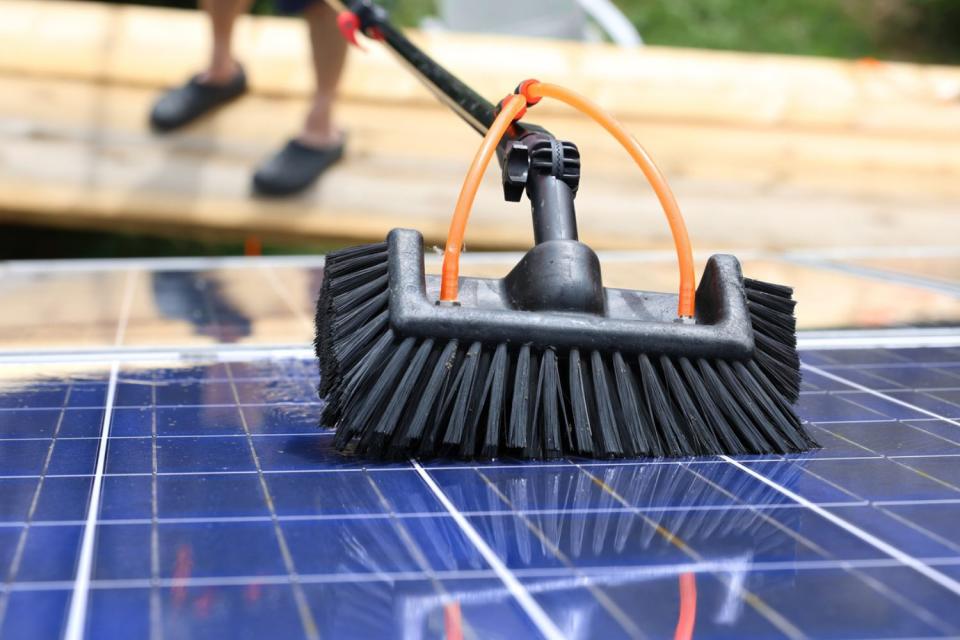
<box><xmin>199</xmin><ymin>0</ymin><xmax>253</xmax><ymax>85</ymax></box>
<box><xmin>299</xmin><ymin>1</ymin><xmax>348</xmax><ymax>147</ymax></box>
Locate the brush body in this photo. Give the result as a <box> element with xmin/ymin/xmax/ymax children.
<box><xmin>315</xmin><ymin>231</ymin><xmax>816</xmax><ymax>460</ymax></box>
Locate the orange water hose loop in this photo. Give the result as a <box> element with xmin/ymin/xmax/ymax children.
<box><xmin>439</xmin><ymin>93</ymin><xmax>527</xmax><ymax>302</ymax></box>
<box><xmin>440</xmin><ymin>81</ymin><xmax>696</xmax><ymax>319</ymax></box>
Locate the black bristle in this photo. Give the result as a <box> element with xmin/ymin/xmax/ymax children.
<box><xmin>661</xmin><ymin>355</ymin><xmax>720</xmax><ymax>455</ymax></box>
<box><xmin>611</xmin><ymin>352</ymin><xmax>655</xmax><ymax>456</ymax></box>
<box><xmin>568</xmin><ymin>349</ymin><xmax>596</xmax><ymax>456</ymax></box>
<box><xmin>677</xmin><ymin>357</ymin><xmax>745</xmax><ymax>454</ymax></box>
<box><xmin>418</xmin><ymin>343</ymin><xmax>466</xmax><ymax>457</ymax></box>
<box><xmin>444</xmin><ymin>341</ymin><xmax>483</xmax><ymax>454</ymax></box>
<box><xmin>480</xmin><ymin>344</ymin><xmax>508</xmax><ymax>458</ymax></box>
<box><xmin>459</xmin><ymin>346</ymin><xmax>493</xmax><ymax>459</ymax></box>
<box><xmin>590</xmin><ymin>351</ymin><xmax>625</xmax><ymax>457</ymax></box>
<box><xmin>393</xmin><ymin>339</ymin><xmax>458</xmax><ymax>454</ymax></box>
<box><xmin>365</xmin><ymin>338</ymin><xmax>435</xmax><ymax>456</ymax></box>
<box><xmin>697</xmin><ymin>358</ymin><xmax>773</xmax><ymax>453</ymax></box>
<box><xmin>539</xmin><ymin>349</ymin><xmax>564</xmax><ymax>459</ymax></box>
<box><xmin>508</xmin><ymin>345</ymin><xmax>533</xmax><ymax>452</ymax></box>
<box><xmin>638</xmin><ymin>354</ymin><xmax>688</xmax><ymax>456</ymax></box>
<box><xmin>315</xmin><ymin>244</ymin><xmax>815</xmax><ymax>460</ymax></box>
<box><xmin>527</xmin><ymin>351</ymin><xmax>546</xmax><ymax>458</ymax></box>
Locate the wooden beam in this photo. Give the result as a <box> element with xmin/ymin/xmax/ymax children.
<box><xmin>0</xmin><ymin>0</ymin><xmax>959</xmax><ymax>251</ymax></box>
<box><xmin>2</xmin><ymin>74</ymin><xmax>958</xmax><ymax>251</ymax></box>
<box><xmin>3</xmin><ymin>0</ymin><xmax>960</xmax><ymax>136</ymax></box>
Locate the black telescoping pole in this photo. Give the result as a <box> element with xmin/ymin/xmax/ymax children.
<box><xmin>323</xmin><ymin>0</ymin><xmax>501</xmax><ymax>135</ymax></box>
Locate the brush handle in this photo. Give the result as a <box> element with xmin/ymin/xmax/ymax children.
<box><xmin>374</xmin><ymin>20</ymin><xmax>496</xmax><ymax>135</ymax></box>
<box><xmin>333</xmin><ymin>0</ymin><xmax>501</xmax><ymax>136</ymax></box>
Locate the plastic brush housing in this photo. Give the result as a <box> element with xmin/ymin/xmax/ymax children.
<box><xmin>314</xmin><ymin>230</ymin><xmax>816</xmax><ymax>460</ymax></box>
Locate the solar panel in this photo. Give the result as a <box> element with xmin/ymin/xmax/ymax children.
<box><xmin>1</xmin><ymin>251</ymin><xmax>959</xmax><ymax>639</ymax></box>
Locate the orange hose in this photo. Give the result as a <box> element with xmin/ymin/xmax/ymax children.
<box><xmin>440</xmin><ymin>82</ymin><xmax>696</xmax><ymax>318</ymax></box>
<box><xmin>439</xmin><ymin>94</ymin><xmax>527</xmax><ymax>301</ymax></box>
<box><xmin>674</xmin><ymin>572</ymin><xmax>697</xmax><ymax>640</ymax></box>
<box><xmin>525</xmin><ymin>82</ymin><xmax>695</xmax><ymax>318</ymax></box>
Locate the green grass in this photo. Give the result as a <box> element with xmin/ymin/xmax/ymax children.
<box><xmin>619</xmin><ymin>0</ymin><xmax>872</xmax><ymax>57</ymax></box>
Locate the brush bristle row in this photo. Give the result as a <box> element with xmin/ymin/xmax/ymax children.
<box><xmin>315</xmin><ymin>244</ymin><xmax>816</xmax><ymax>460</ymax></box>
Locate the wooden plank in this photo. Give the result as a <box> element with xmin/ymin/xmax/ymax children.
<box><xmin>2</xmin><ymin>74</ymin><xmax>958</xmax><ymax>250</ymax></box>
<box><xmin>2</xmin><ymin>0</ymin><xmax>960</xmax><ymax>136</ymax></box>
<box><xmin>1</xmin><ymin>0</ymin><xmax>959</xmax><ymax>251</ymax></box>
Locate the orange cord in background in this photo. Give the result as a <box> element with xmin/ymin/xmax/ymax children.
<box><xmin>440</xmin><ymin>82</ymin><xmax>696</xmax><ymax>318</ymax></box>
<box><xmin>439</xmin><ymin>94</ymin><xmax>527</xmax><ymax>301</ymax></box>
<box><xmin>674</xmin><ymin>572</ymin><xmax>697</xmax><ymax>640</ymax></box>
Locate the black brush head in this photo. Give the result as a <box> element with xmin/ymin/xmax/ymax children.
<box><xmin>315</xmin><ymin>229</ymin><xmax>816</xmax><ymax>461</ymax></box>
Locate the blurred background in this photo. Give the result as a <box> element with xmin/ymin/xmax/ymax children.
<box><xmin>1</xmin><ymin>0</ymin><xmax>958</xmax><ymax>259</ymax></box>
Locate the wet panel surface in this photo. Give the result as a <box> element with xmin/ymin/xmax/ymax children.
<box><xmin>0</xmin><ymin>346</ymin><xmax>960</xmax><ymax>638</ymax></box>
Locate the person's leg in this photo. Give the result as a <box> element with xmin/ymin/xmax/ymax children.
<box><xmin>299</xmin><ymin>1</ymin><xmax>348</xmax><ymax>147</ymax></box>
<box><xmin>251</xmin><ymin>1</ymin><xmax>347</xmax><ymax>195</ymax></box>
<box><xmin>149</xmin><ymin>0</ymin><xmax>251</xmax><ymax>130</ymax></box>
<box><xmin>199</xmin><ymin>0</ymin><xmax>253</xmax><ymax>85</ymax></box>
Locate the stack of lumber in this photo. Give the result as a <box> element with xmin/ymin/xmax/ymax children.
<box><xmin>1</xmin><ymin>0</ymin><xmax>959</xmax><ymax>250</ymax></box>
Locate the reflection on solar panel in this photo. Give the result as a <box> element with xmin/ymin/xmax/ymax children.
<box><xmin>0</xmin><ymin>249</ymin><xmax>959</xmax><ymax>639</ymax></box>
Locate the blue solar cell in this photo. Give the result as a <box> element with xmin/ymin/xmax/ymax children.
<box><xmin>157</xmin><ymin>522</ymin><xmax>287</xmax><ymax>578</ymax></box>
<box><xmin>0</xmin><ymin>528</ymin><xmax>21</xmax><ymax>576</ymax></box>
<box><xmin>0</xmin><ymin>384</ymin><xmax>68</xmax><ymax>409</ymax></box>
<box><xmin>803</xmin><ymin>425</ymin><xmax>879</xmax><ymax>458</ymax></box>
<box><xmin>87</xmin><ymin>589</ymin><xmax>150</xmax><ymax>640</ymax></box>
<box><xmin>154</xmin><ymin>381</ymin><xmax>234</xmax><ymax>406</ymax></box>
<box><xmin>0</xmin><ymin>478</ymin><xmax>37</xmax><ymax>521</ymax></box>
<box><xmin>736</xmin><ymin>460</ymin><xmax>862</xmax><ymax>503</ymax></box>
<box><xmin>0</xmin><ymin>591</ymin><xmax>70</xmax><ymax>640</ymax></box>
<box><xmin>784</xmin><ymin>458</ymin><xmax>956</xmax><ymax>502</ymax></box>
<box><xmin>155</xmin><ymin>437</ymin><xmax>254</xmax><ymax>474</ymax></box>
<box><xmin>843</xmin><ymin>391</ymin><xmax>949</xmax><ymax>420</ymax></box>
<box><xmin>524</xmin><ymin>571</ymin><xmax>788</xmax><ymax>638</ymax></box>
<box><xmin>0</xmin><ymin>409</ymin><xmax>62</xmax><ymax>439</ymax></box>
<box><xmin>233</xmin><ymin>379</ymin><xmax>316</xmax><ymax>404</ymax></box>
<box><xmin>68</xmin><ymin>383</ymin><xmax>108</xmax><ymax>408</ymax></box>
<box><xmin>48</xmin><ymin>439</ymin><xmax>100</xmax><ymax>476</ymax></box>
<box><xmin>282</xmin><ymin>516</ymin><xmax>485</xmax><ymax>575</ymax></box>
<box><xmin>303</xmin><ymin>578</ymin><xmax>524</xmax><ymax>639</ymax></box>
<box><xmin>826</xmin><ymin>504</ymin><xmax>958</xmax><ymax>558</ymax></box>
<box><xmin>146</xmin><ymin>584</ymin><xmax>306</xmax><ymax>640</ymax></box>
<box><xmin>155</xmin><ymin>406</ymin><xmax>245</xmax><ymax>436</ymax></box>
<box><xmin>242</xmin><ymin>404</ymin><xmax>322</xmax><ymax>435</ymax></box>
<box><xmin>265</xmin><ymin>470</ymin><xmax>443</xmax><ymax>516</ymax></box>
<box><xmin>60</xmin><ymin>409</ymin><xmax>105</xmax><ymax>438</ymax></box>
<box><xmin>113</xmin><ymin>383</ymin><xmax>154</xmax><ymax>408</ymax></box>
<box><xmin>15</xmin><ymin>525</ymin><xmax>82</xmax><ymax>581</ymax></box>
<box><xmin>105</xmin><ymin>438</ymin><xmax>153</xmax><ymax>475</ymax></box>
<box><xmin>818</xmin><ymin>420</ymin><xmax>960</xmax><ymax>456</ymax></box>
<box><xmin>0</xmin><ymin>440</ymin><xmax>55</xmax><ymax>476</ymax></box>
<box><xmin>100</xmin><ymin>475</ymin><xmax>152</xmax><ymax>521</ymax></box>
<box><xmin>157</xmin><ymin>473</ymin><xmax>270</xmax><ymax>518</ymax></box>
<box><xmin>467</xmin><ymin>505</ymin><xmax>896</xmax><ymax>571</ymax></box>
<box><xmin>109</xmin><ymin>407</ymin><xmax>151</xmax><ymax>437</ymax></box>
<box><xmin>893</xmin><ymin>456</ymin><xmax>960</xmax><ymax>490</ymax></box>
<box><xmin>93</xmin><ymin>524</ymin><xmax>152</xmax><ymax>580</ymax></box>
<box><xmin>250</xmin><ymin>434</ymin><xmax>406</xmax><ymax>471</ymax></box>
<box><xmin>32</xmin><ymin>476</ymin><xmax>94</xmax><ymax>521</ymax></box>
<box><xmin>880</xmin><ymin>503</ymin><xmax>960</xmax><ymax>546</ymax></box>
<box><xmin>902</xmin><ymin>419</ymin><xmax>960</xmax><ymax>448</ymax></box>
<box><xmin>924</xmin><ymin>389</ymin><xmax>960</xmax><ymax>417</ymax></box>
<box><xmin>851</xmin><ymin>364</ymin><xmax>960</xmax><ymax>389</ymax></box>
<box><xmin>795</xmin><ymin>392</ymin><xmax>889</xmax><ymax>422</ymax></box>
